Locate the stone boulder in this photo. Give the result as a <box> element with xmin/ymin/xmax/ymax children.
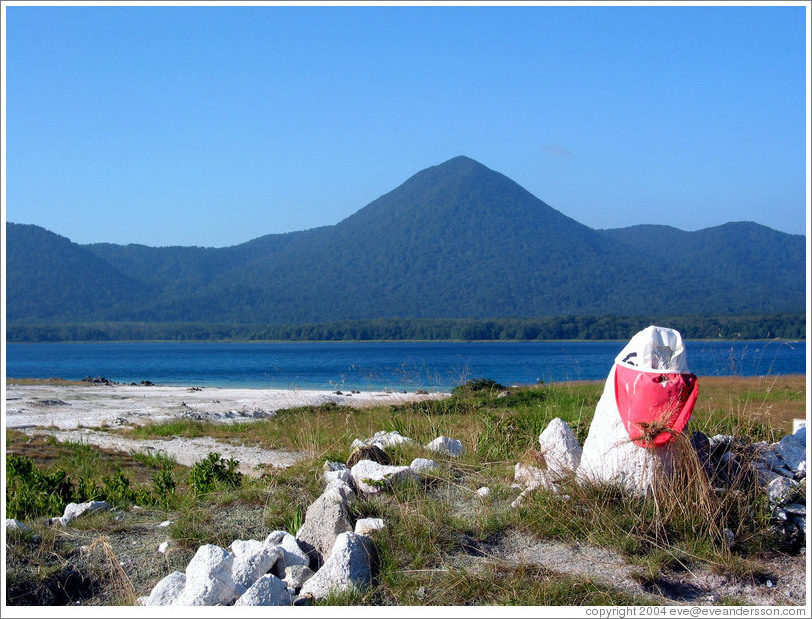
<box><xmin>537</xmin><ymin>417</ymin><xmax>582</xmax><ymax>480</ymax></box>
<box><xmin>6</xmin><ymin>519</ymin><xmax>32</xmax><ymax>533</ymax></box>
<box><xmin>233</xmin><ymin>573</ymin><xmax>293</xmax><ymax>606</ymax></box>
<box><xmin>295</xmin><ymin>486</ymin><xmax>354</xmax><ymax>569</ymax></box>
<box><xmin>576</xmin><ymin>326</ymin><xmax>696</xmax><ymax>496</ymax></box>
<box><xmin>51</xmin><ymin>500</ymin><xmax>110</xmax><ymax>526</ymax></box>
<box><xmin>141</xmin><ymin>571</ymin><xmax>186</xmax><ymax>606</ymax></box>
<box><xmin>350</xmin><ymin>459</ymin><xmax>417</xmax><ymax>495</ymax></box>
<box><xmin>298</xmin><ymin>532</ymin><xmax>375</xmax><ymax>599</ymax></box>
<box><xmin>410</xmin><ymin>457</ymin><xmax>441</xmax><ymax>474</ymax></box>
<box><xmin>354</xmin><ymin>518</ymin><xmax>385</xmax><ymax>536</ymax></box>
<box><xmin>771</xmin><ymin>427</ymin><xmax>806</xmax><ymax>475</ymax></box>
<box><xmin>513</xmin><ymin>462</ymin><xmax>555</xmax><ymax>491</ymax></box>
<box><xmin>425</xmin><ymin>435</ymin><xmax>465</xmax><ymax>457</ymax></box>
<box><xmin>173</xmin><ymin>544</ymin><xmax>237</xmax><ymax>606</ymax></box>
<box><xmin>230</xmin><ymin>539</ymin><xmax>284</xmax><ymax>586</ymax></box>
<box><xmin>350</xmin><ymin>430</ymin><xmax>415</xmax><ymax>451</ymax></box>
<box><xmin>265</xmin><ymin>530</ymin><xmax>310</xmax><ymax>569</ymax></box>
<box><xmin>575</xmin><ymin>364</ymin><xmax>681</xmax><ymax>495</ymax></box>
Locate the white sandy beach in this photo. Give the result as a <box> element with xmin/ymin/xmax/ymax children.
<box><xmin>4</xmin><ymin>383</ymin><xmax>449</xmax><ymax>475</ymax></box>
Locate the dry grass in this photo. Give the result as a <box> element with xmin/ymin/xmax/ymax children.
<box><xmin>86</xmin><ymin>537</ymin><xmax>138</xmax><ymax>605</ymax></box>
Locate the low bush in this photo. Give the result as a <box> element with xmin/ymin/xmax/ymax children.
<box><xmin>187</xmin><ymin>452</ymin><xmax>243</xmax><ymax>495</ymax></box>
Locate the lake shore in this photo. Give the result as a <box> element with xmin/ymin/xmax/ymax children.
<box><xmin>4</xmin><ymin>380</ymin><xmax>449</xmax><ymax>431</ymax></box>
<box><xmin>4</xmin><ymin>381</ymin><xmax>451</xmax><ymax>476</ymax></box>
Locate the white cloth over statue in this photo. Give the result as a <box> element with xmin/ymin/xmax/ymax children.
<box><xmin>575</xmin><ymin>326</ymin><xmax>698</xmax><ymax>495</ymax></box>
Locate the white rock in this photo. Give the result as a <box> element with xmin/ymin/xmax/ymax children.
<box><xmin>514</xmin><ymin>463</ymin><xmax>556</xmax><ymax>491</ymax></box>
<box><xmin>230</xmin><ymin>540</ymin><xmax>284</xmax><ymax>588</ymax></box>
<box><xmin>158</xmin><ymin>541</ymin><xmax>170</xmax><ymax>554</ymax></box>
<box><xmin>538</xmin><ymin>417</ymin><xmax>582</xmax><ymax>479</ymax></box>
<box><xmin>6</xmin><ymin>519</ymin><xmax>31</xmax><ymax>533</ymax></box>
<box><xmin>767</xmin><ymin>476</ymin><xmax>797</xmax><ymax>505</ymax></box>
<box><xmin>476</xmin><ymin>487</ymin><xmax>491</xmax><ymax>498</ymax></box>
<box><xmin>233</xmin><ymin>573</ymin><xmax>293</xmax><ymax>606</ymax></box>
<box><xmin>323</xmin><ymin>468</ymin><xmax>355</xmax><ymax>487</ymax></box>
<box><xmin>773</xmin><ymin>427</ymin><xmax>806</xmax><ymax>473</ymax></box>
<box><xmin>322</xmin><ymin>461</ymin><xmax>349</xmax><ymax>472</ymax></box>
<box><xmin>323</xmin><ymin>478</ymin><xmax>357</xmax><ymax>504</ymax></box>
<box><xmin>352</xmin><ymin>431</ymin><xmax>416</xmax><ymax>451</ymax></box>
<box><xmin>264</xmin><ymin>531</ymin><xmax>309</xmax><ymax>568</ymax></box>
<box><xmin>354</xmin><ymin>518</ymin><xmax>385</xmax><ymax>536</ymax></box>
<box><xmin>298</xmin><ymin>532</ymin><xmax>374</xmax><ymax>599</ymax></box>
<box><xmin>350</xmin><ymin>460</ymin><xmax>418</xmax><ymax>495</ymax></box>
<box><xmin>295</xmin><ymin>491</ymin><xmax>354</xmax><ymax>566</ymax></box>
<box><xmin>158</xmin><ymin>520</ymin><xmax>173</xmax><ymax>528</ymax></box>
<box><xmin>143</xmin><ymin>571</ymin><xmax>186</xmax><ymax>606</ymax></box>
<box><xmin>511</xmin><ymin>488</ymin><xmax>532</xmax><ymax>508</ymax></box>
<box><xmin>371</xmin><ymin>430</ymin><xmax>415</xmax><ymax>450</ymax></box>
<box><xmin>425</xmin><ymin>435</ymin><xmax>465</xmax><ymax>457</ymax></box>
<box><xmin>410</xmin><ymin>457</ymin><xmax>441</xmax><ymax>474</ymax></box>
<box><xmin>173</xmin><ymin>544</ymin><xmax>237</xmax><ymax>606</ymax></box>
<box><xmin>52</xmin><ymin>500</ymin><xmax>110</xmax><ymax>526</ymax></box>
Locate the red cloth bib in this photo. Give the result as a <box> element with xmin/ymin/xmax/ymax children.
<box><xmin>614</xmin><ymin>364</ymin><xmax>698</xmax><ymax>448</ymax></box>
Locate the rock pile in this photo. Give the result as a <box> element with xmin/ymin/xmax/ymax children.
<box><xmin>690</xmin><ymin>425</ymin><xmax>807</xmax><ymax>551</ymax></box>
<box><xmin>139</xmin><ymin>431</ymin><xmax>463</xmax><ymax>605</ymax></box>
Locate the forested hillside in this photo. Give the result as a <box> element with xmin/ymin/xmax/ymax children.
<box><xmin>6</xmin><ymin>156</ymin><xmax>806</xmax><ymax>339</ymax></box>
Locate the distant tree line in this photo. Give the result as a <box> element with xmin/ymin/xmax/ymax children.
<box><xmin>5</xmin><ymin>314</ymin><xmax>805</xmax><ymax>343</ymax></box>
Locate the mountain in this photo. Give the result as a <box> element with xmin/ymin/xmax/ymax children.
<box><xmin>5</xmin><ymin>224</ymin><xmax>150</xmax><ymax>321</ymax></box>
<box><xmin>5</xmin><ymin>156</ymin><xmax>806</xmax><ymax>325</ymax></box>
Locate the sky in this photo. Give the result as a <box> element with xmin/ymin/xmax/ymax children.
<box><xmin>2</xmin><ymin>1</ymin><xmax>809</xmax><ymax>248</ymax></box>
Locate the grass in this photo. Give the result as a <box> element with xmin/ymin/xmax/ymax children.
<box><xmin>4</xmin><ymin>374</ymin><xmax>806</xmax><ymax>606</ymax></box>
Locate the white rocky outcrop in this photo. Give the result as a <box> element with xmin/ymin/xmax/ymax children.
<box><xmin>576</xmin><ymin>327</ymin><xmax>694</xmax><ymax>495</ymax></box>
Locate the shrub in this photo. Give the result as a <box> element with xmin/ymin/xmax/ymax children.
<box><xmin>187</xmin><ymin>452</ymin><xmax>242</xmax><ymax>495</ymax></box>
<box><xmin>451</xmin><ymin>378</ymin><xmax>506</xmax><ymax>397</ymax></box>
<box><xmin>6</xmin><ymin>454</ymin><xmax>74</xmax><ymax>520</ymax></box>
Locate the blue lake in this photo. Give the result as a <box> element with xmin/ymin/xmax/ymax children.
<box><xmin>4</xmin><ymin>340</ymin><xmax>806</xmax><ymax>391</ymax></box>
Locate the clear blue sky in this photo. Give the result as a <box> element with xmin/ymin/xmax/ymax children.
<box><xmin>3</xmin><ymin>2</ymin><xmax>809</xmax><ymax>248</ymax></box>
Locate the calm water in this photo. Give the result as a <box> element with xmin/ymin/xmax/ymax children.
<box><xmin>4</xmin><ymin>340</ymin><xmax>806</xmax><ymax>391</ymax></box>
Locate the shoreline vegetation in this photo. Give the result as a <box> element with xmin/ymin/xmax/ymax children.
<box><xmin>4</xmin><ymin>313</ymin><xmax>806</xmax><ymax>343</ymax></box>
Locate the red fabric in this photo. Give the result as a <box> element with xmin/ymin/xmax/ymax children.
<box><xmin>614</xmin><ymin>364</ymin><xmax>698</xmax><ymax>448</ymax></box>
